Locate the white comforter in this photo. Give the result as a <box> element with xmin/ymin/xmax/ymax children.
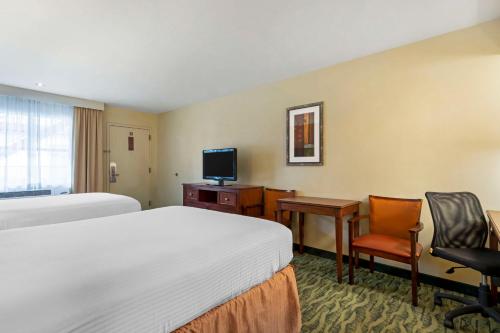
<box><xmin>0</xmin><ymin>206</ymin><xmax>293</xmax><ymax>333</ymax></box>
<box><xmin>0</xmin><ymin>192</ymin><xmax>141</xmax><ymax>230</ymax></box>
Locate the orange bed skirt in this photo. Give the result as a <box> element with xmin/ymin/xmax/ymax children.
<box><xmin>174</xmin><ymin>265</ymin><xmax>301</xmax><ymax>333</ymax></box>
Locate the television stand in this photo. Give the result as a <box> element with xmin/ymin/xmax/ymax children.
<box><xmin>183</xmin><ymin>183</ymin><xmax>263</xmax><ymax>216</ymax></box>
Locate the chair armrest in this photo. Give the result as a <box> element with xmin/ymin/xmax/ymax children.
<box><xmin>409</xmin><ymin>223</ymin><xmax>423</xmax><ymax>257</ymax></box>
<box><xmin>348</xmin><ymin>215</ymin><xmax>368</xmax><ymax>243</ymax></box>
<box><xmin>243</xmin><ymin>203</ymin><xmax>263</xmax><ymax>215</ymax></box>
<box><xmin>274</xmin><ymin>209</ymin><xmax>293</xmax><ymax>222</ymax></box>
<box><xmin>408</xmin><ymin>222</ymin><xmax>424</xmax><ymax>234</ymax></box>
<box><xmin>347</xmin><ymin>215</ymin><xmax>369</xmax><ymax>224</ymax></box>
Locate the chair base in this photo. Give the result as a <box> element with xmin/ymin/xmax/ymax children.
<box><xmin>435</xmin><ymin>283</ymin><xmax>500</xmax><ymax>329</ymax></box>
<box><xmin>348</xmin><ymin>249</ymin><xmax>420</xmax><ymax>306</ymax></box>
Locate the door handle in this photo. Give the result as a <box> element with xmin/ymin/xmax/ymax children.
<box><xmin>110</xmin><ymin>162</ymin><xmax>118</xmax><ymax>183</ymax></box>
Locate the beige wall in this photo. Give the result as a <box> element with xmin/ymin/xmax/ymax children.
<box><xmin>156</xmin><ymin>20</ymin><xmax>500</xmax><ymax>285</ymax></box>
<box><xmin>102</xmin><ymin>106</ymin><xmax>160</xmax><ymax>207</ymax></box>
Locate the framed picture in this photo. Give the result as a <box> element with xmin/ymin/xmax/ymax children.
<box><xmin>286</xmin><ymin>102</ymin><xmax>323</xmax><ymax>166</ymax></box>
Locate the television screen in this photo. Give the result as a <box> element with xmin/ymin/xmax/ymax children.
<box><xmin>203</xmin><ymin>148</ymin><xmax>237</xmax><ymax>182</ymax></box>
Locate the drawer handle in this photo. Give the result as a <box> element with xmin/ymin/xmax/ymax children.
<box><xmin>224</xmin><ymin>197</ymin><xmax>229</xmax><ymax>201</ymax></box>
<box><xmin>189</xmin><ymin>192</ymin><xmax>193</xmax><ymax>196</ymax></box>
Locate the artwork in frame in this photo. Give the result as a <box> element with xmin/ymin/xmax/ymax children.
<box><xmin>286</xmin><ymin>102</ymin><xmax>323</xmax><ymax>166</ymax></box>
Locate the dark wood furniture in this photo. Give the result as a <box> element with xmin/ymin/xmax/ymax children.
<box><xmin>348</xmin><ymin>195</ymin><xmax>423</xmax><ymax>306</ymax></box>
<box><xmin>243</xmin><ymin>188</ymin><xmax>296</xmax><ymax>224</ymax></box>
<box><xmin>487</xmin><ymin>210</ymin><xmax>500</xmax><ymax>304</ymax></box>
<box><xmin>183</xmin><ymin>183</ymin><xmax>263</xmax><ymax>216</ymax></box>
<box><xmin>276</xmin><ymin>196</ymin><xmax>360</xmax><ymax>284</ymax></box>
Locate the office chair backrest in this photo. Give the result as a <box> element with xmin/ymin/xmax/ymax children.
<box><xmin>426</xmin><ymin>192</ymin><xmax>487</xmax><ymax>250</ymax></box>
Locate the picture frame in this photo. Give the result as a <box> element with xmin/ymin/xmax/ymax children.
<box><xmin>286</xmin><ymin>102</ymin><xmax>323</xmax><ymax>166</ymax></box>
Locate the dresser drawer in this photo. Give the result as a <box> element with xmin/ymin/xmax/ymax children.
<box><xmin>218</xmin><ymin>191</ymin><xmax>236</xmax><ymax>206</ymax></box>
<box><xmin>184</xmin><ymin>188</ymin><xmax>198</xmax><ymax>201</ymax></box>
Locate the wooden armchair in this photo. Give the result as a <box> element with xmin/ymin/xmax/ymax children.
<box><xmin>348</xmin><ymin>195</ymin><xmax>423</xmax><ymax>306</ymax></box>
<box><xmin>244</xmin><ymin>188</ymin><xmax>296</xmax><ymax>226</ymax></box>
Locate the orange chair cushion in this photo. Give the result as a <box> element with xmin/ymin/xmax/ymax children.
<box><xmin>369</xmin><ymin>195</ymin><xmax>422</xmax><ymax>240</ymax></box>
<box><xmin>352</xmin><ymin>234</ymin><xmax>423</xmax><ymax>258</ymax></box>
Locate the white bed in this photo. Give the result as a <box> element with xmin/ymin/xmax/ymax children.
<box><xmin>0</xmin><ymin>192</ymin><xmax>141</xmax><ymax>230</ymax></box>
<box><xmin>0</xmin><ymin>206</ymin><xmax>293</xmax><ymax>333</ymax></box>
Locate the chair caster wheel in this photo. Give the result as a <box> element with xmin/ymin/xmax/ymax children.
<box><xmin>434</xmin><ymin>297</ymin><xmax>443</xmax><ymax>306</ymax></box>
<box><xmin>444</xmin><ymin>319</ymin><xmax>454</xmax><ymax>329</ymax></box>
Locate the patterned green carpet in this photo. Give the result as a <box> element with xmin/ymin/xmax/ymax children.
<box><xmin>292</xmin><ymin>253</ymin><xmax>500</xmax><ymax>333</ymax></box>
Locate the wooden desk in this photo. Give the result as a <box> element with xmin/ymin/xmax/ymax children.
<box><xmin>277</xmin><ymin>196</ymin><xmax>360</xmax><ymax>283</ymax></box>
<box><xmin>487</xmin><ymin>210</ymin><xmax>500</xmax><ymax>303</ymax></box>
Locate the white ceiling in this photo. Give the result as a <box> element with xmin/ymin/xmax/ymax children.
<box><xmin>1</xmin><ymin>1</ymin><xmax>500</xmax><ymax>113</ymax></box>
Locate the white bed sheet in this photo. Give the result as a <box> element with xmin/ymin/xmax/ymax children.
<box><xmin>0</xmin><ymin>192</ymin><xmax>141</xmax><ymax>230</ymax></box>
<box><xmin>0</xmin><ymin>206</ymin><xmax>293</xmax><ymax>333</ymax></box>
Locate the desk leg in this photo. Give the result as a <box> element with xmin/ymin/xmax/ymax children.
<box><xmin>353</xmin><ymin>211</ymin><xmax>360</xmax><ymax>268</ymax></box>
<box><xmin>490</xmin><ymin>229</ymin><xmax>498</xmax><ymax>304</ymax></box>
<box><xmin>335</xmin><ymin>216</ymin><xmax>343</xmax><ymax>284</ymax></box>
<box><xmin>298</xmin><ymin>212</ymin><xmax>305</xmax><ymax>254</ymax></box>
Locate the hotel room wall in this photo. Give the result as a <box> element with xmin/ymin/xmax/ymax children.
<box><xmin>102</xmin><ymin>106</ymin><xmax>160</xmax><ymax>207</ymax></box>
<box><xmin>156</xmin><ymin>20</ymin><xmax>500</xmax><ymax>284</ymax></box>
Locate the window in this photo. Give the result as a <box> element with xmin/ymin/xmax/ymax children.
<box><xmin>0</xmin><ymin>95</ymin><xmax>74</xmax><ymax>195</ymax></box>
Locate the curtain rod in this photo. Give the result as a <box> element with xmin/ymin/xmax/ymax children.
<box><xmin>0</xmin><ymin>84</ymin><xmax>104</xmax><ymax>111</ymax></box>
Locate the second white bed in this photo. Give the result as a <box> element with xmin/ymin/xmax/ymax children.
<box><xmin>0</xmin><ymin>192</ymin><xmax>141</xmax><ymax>230</ymax></box>
<box><xmin>0</xmin><ymin>206</ymin><xmax>293</xmax><ymax>333</ymax></box>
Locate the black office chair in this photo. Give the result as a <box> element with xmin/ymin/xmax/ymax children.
<box><xmin>426</xmin><ymin>192</ymin><xmax>500</xmax><ymax>329</ymax></box>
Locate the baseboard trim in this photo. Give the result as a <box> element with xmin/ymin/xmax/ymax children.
<box><xmin>293</xmin><ymin>243</ymin><xmax>479</xmax><ymax>297</ymax></box>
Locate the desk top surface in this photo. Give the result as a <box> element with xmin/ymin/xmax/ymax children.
<box><xmin>277</xmin><ymin>196</ymin><xmax>360</xmax><ymax>208</ymax></box>
<box><xmin>487</xmin><ymin>210</ymin><xmax>500</xmax><ymax>239</ymax></box>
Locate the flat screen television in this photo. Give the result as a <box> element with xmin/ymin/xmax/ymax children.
<box><xmin>203</xmin><ymin>148</ymin><xmax>237</xmax><ymax>186</ymax></box>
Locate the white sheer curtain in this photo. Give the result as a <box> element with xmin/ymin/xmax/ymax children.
<box><xmin>0</xmin><ymin>95</ymin><xmax>74</xmax><ymax>195</ymax></box>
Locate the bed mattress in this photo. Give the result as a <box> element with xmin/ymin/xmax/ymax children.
<box><xmin>0</xmin><ymin>206</ymin><xmax>293</xmax><ymax>333</ymax></box>
<box><xmin>0</xmin><ymin>192</ymin><xmax>141</xmax><ymax>230</ymax></box>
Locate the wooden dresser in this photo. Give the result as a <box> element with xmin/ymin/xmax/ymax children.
<box><xmin>183</xmin><ymin>183</ymin><xmax>263</xmax><ymax>216</ymax></box>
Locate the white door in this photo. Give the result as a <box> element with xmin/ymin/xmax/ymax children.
<box><xmin>108</xmin><ymin>125</ymin><xmax>151</xmax><ymax>209</ymax></box>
